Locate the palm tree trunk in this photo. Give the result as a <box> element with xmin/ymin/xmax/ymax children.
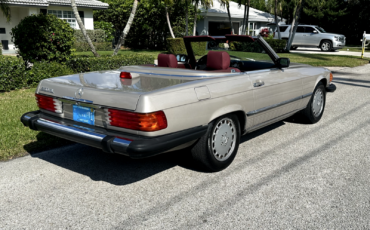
<box><xmin>226</xmin><ymin>3</ymin><xmax>234</xmax><ymax>34</ymax></box>
<box><xmin>113</xmin><ymin>0</ymin><xmax>138</xmax><ymax>56</ymax></box>
<box><xmin>275</xmin><ymin>0</ymin><xmax>281</xmax><ymax>39</ymax></box>
<box><xmin>246</xmin><ymin>0</ymin><xmax>250</xmax><ymax>35</ymax></box>
<box><xmin>193</xmin><ymin>4</ymin><xmax>198</xmax><ymax>36</ymax></box>
<box><xmin>286</xmin><ymin>0</ymin><xmax>305</xmax><ymax>51</ymax></box>
<box><xmin>242</xmin><ymin>4</ymin><xmax>247</xmax><ymax>34</ymax></box>
<box><xmin>71</xmin><ymin>0</ymin><xmax>99</xmax><ymax>57</ymax></box>
<box><xmin>166</xmin><ymin>6</ymin><xmax>175</xmax><ymax>38</ymax></box>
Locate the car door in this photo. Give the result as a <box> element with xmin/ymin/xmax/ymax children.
<box><xmin>247</xmin><ymin>67</ymin><xmax>303</xmax><ymax>128</ymax></box>
<box><xmin>292</xmin><ymin>26</ymin><xmax>305</xmax><ymax>45</ymax></box>
<box><xmin>303</xmin><ymin>26</ymin><xmax>320</xmax><ymax>46</ymax></box>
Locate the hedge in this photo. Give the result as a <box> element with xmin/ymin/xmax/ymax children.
<box><xmin>74</xmin><ymin>29</ymin><xmax>106</xmax><ymax>43</ymax></box>
<box><xmin>0</xmin><ymin>54</ymin><xmax>155</xmax><ymax>92</ymax></box>
<box><xmin>167</xmin><ymin>38</ymin><xmax>207</xmax><ymax>56</ymax></box>
<box><xmin>73</xmin><ymin>42</ymin><xmax>112</xmax><ymax>52</ymax></box>
<box><xmin>264</xmin><ymin>38</ymin><xmax>287</xmax><ymax>53</ymax></box>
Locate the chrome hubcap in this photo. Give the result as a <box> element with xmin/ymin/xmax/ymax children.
<box><xmin>322</xmin><ymin>42</ymin><xmax>329</xmax><ymax>51</ymax></box>
<box><xmin>211</xmin><ymin>118</ymin><xmax>236</xmax><ymax>161</ymax></box>
<box><xmin>312</xmin><ymin>88</ymin><xmax>324</xmax><ymax>117</ymax></box>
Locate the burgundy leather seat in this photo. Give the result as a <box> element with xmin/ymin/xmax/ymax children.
<box><xmin>157</xmin><ymin>54</ymin><xmax>178</xmax><ymax>68</ymax></box>
<box><xmin>206</xmin><ymin>51</ymin><xmax>240</xmax><ymax>72</ymax></box>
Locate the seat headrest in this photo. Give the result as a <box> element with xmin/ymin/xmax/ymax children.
<box><xmin>158</xmin><ymin>54</ymin><xmax>178</xmax><ymax>68</ymax></box>
<box><xmin>206</xmin><ymin>51</ymin><xmax>230</xmax><ymax>70</ymax></box>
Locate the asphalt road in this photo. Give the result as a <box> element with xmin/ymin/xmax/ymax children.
<box><xmin>1</xmin><ymin>65</ymin><xmax>370</xmax><ymax>229</ymax></box>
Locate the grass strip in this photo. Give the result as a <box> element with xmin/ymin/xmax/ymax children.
<box><xmin>0</xmin><ymin>88</ymin><xmax>71</xmax><ymax>161</ymax></box>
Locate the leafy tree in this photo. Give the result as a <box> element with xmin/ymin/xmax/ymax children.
<box><xmin>193</xmin><ymin>0</ymin><xmax>212</xmax><ymax>35</ymax></box>
<box><xmin>0</xmin><ymin>0</ymin><xmax>11</xmax><ymax>22</ymax></box>
<box><xmin>71</xmin><ymin>0</ymin><xmax>99</xmax><ymax>57</ymax></box>
<box><xmin>11</xmin><ymin>14</ymin><xmax>74</xmax><ymax>64</ymax></box>
<box><xmin>219</xmin><ymin>0</ymin><xmax>234</xmax><ymax>34</ymax></box>
<box><xmin>94</xmin><ymin>21</ymin><xmax>115</xmax><ymax>42</ymax></box>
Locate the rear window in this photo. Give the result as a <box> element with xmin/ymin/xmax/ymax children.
<box><xmin>278</xmin><ymin>26</ymin><xmax>288</xmax><ymax>32</ymax></box>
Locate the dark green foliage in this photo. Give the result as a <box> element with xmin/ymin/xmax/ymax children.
<box><xmin>11</xmin><ymin>14</ymin><xmax>74</xmax><ymax>63</ymax></box>
<box><xmin>0</xmin><ymin>43</ymin><xmax>2</xmax><ymax>55</ymax></box>
<box><xmin>25</xmin><ymin>62</ymin><xmax>74</xmax><ymax>87</ymax></box>
<box><xmin>167</xmin><ymin>38</ymin><xmax>207</xmax><ymax>56</ymax></box>
<box><xmin>264</xmin><ymin>38</ymin><xmax>286</xmax><ymax>53</ymax></box>
<box><xmin>94</xmin><ymin>21</ymin><xmax>115</xmax><ymax>42</ymax></box>
<box><xmin>66</xmin><ymin>54</ymin><xmax>155</xmax><ymax>73</ymax></box>
<box><xmin>73</xmin><ymin>29</ymin><xmax>106</xmax><ymax>43</ymax></box>
<box><xmin>0</xmin><ymin>57</ymin><xmax>27</xmax><ymax>91</ymax></box>
<box><xmin>94</xmin><ymin>0</ymin><xmax>197</xmax><ymax>49</ymax></box>
<box><xmin>73</xmin><ymin>42</ymin><xmax>112</xmax><ymax>52</ymax></box>
<box><xmin>230</xmin><ymin>41</ymin><xmax>263</xmax><ymax>52</ymax></box>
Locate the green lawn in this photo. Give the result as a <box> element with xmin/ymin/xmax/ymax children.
<box><xmin>0</xmin><ymin>88</ymin><xmax>71</xmax><ymax>161</ymax></box>
<box><xmin>342</xmin><ymin>46</ymin><xmax>369</xmax><ymax>52</ymax></box>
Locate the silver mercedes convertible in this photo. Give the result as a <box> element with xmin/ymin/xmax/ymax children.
<box><xmin>21</xmin><ymin>35</ymin><xmax>336</xmax><ymax>172</ymax></box>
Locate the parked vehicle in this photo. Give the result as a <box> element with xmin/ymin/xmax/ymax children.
<box><xmin>274</xmin><ymin>24</ymin><xmax>346</xmax><ymax>51</ymax></box>
<box><xmin>21</xmin><ymin>35</ymin><xmax>336</xmax><ymax>172</ymax></box>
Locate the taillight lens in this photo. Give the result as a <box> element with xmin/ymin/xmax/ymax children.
<box><xmin>36</xmin><ymin>94</ymin><xmax>62</xmax><ymax>113</ymax></box>
<box><xmin>120</xmin><ymin>72</ymin><xmax>132</xmax><ymax>79</ymax></box>
<box><xmin>330</xmin><ymin>72</ymin><xmax>333</xmax><ymax>82</ymax></box>
<box><xmin>106</xmin><ymin>109</ymin><xmax>167</xmax><ymax>132</ymax></box>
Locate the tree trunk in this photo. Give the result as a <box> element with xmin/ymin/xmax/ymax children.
<box><xmin>193</xmin><ymin>4</ymin><xmax>198</xmax><ymax>36</ymax></box>
<box><xmin>185</xmin><ymin>9</ymin><xmax>189</xmax><ymax>36</ymax></box>
<box><xmin>242</xmin><ymin>4</ymin><xmax>247</xmax><ymax>34</ymax></box>
<box><xmin>113</xmin><ymin>0</ymin><xmax>138</xmax><ymax>55</ymax></box>
<box><xmin>275</xmin><ymin>0</ymin><xmax>281</xmax><ymax>39</ymax></box>
<box><xmin>246</xmin><ymin>0</ymin><xmax>250</xmax><ymax>35</ymax></box>
<box><xmin>286</xmin><ymin>0</ymin><xmax>305</xmax><ymax>51</ymax></box>
<box><xmin>226</xmin><ymin>3</ymin><xmax>234</xmax><ymax>34</ymax></box>
<box><xmin>166</xmin><ymin>6</ymin><xmax>175</xmax><ymax>38</ymax></box>
<box><xmin>71</xmin><ymin>0</ymin><xmax>99</xmax><ymax>57</ymax></box>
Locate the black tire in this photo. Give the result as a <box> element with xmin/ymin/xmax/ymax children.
<box><xmin>290</xmin><ymin>46</ymin><xmax>298</xmax><ymax>50</ymax></box>
<box><xmin>302</xmin><ymin>82</ymin><xmax>326</xmax><ymax>124</ymax></box>
<box><xmin>320</xmin><ymin>40</ymin><xmax>332</xmax><ymax>52</ymax></box>
<box><xmin>191</xmin><ymin>114</ymin><xmax>241</xmax><ymax>172</ymax></box>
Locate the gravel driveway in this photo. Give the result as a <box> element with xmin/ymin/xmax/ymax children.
<box><xmin>1</xmin><ymin>65</ymin><xmax>370</xmax><ymax>229</ymax></box>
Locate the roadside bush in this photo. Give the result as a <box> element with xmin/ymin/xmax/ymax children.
<box><xmin>74</xmin><ymin>29</ymin><xmax>106</xmax><ymax>43</ymax></box>
<box><xmin>66</xmin><ymin>54</ymin><xmax>155</xmax><ymax>72</ymax></box>
<box><xmin>11</xmin><ymin>14</ymin><xmax>74</xmax><ymax>63</ymax></box>
<box><xmin>167</xmin><ymin>38</ymin><xmax>207</xmax><ymax>56</ymax></box>
<box><xmin>264</xmin><ymin>38</ymin><xmax>286</xmax><ymax>53</ymax></box>
<box><xmin>94</xmin><ymin>21</ymin><xmax>115</xmax><ymax>42</ymax></box>
<box><xmin>0</xmin><ymin>56</ymin><xmax>27</xmax><ymax>91</ymax></box>
<box><xmin>73</xmin><ymin>42</ymin><xmax>112</xmax><ymax>52</ymax></box>
<box><xmin>24</xmin><ymin>62</ymin><xmax>74</xmax><ymax>87</ymax></box>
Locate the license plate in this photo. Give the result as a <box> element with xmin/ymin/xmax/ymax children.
<box><xmin>73</xmin><ymin>105</ymin><xmax>95</xmax><ymax>125</ymax></box>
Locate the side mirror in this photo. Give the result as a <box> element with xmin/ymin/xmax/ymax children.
<box><xmin>277</xmin><ymin>58</ymin><xmax>290</xmax><ymax>68</ymax></box>
<box><xmin>176</xmin><ymin>54</ymin><xmax>188</xmax><ymax>63</ymax></box>
<box><xmin>313</xmin><ymin>30</ymin><xmax>318</xmax><ymax>34</ymax></box>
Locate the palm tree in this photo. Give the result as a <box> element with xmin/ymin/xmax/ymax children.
<box><xmin>0</xmin><ymin>0</ymin><xmax>11</xmax><ymax>22</ymax></box>
<box><xmin>236</xmin><ymin>0</ymin><xmax>249</xmax><ymax>35</ymax></box>
<box><xmin>192</xmin><ymin>0</ymin><xmax>213</xmax><ymax>36</ymax></box>
<box><xmin>113</xmin><ymin>0</ymin><xmax>139</xmax><ymax>55</ymax></box>
<box><xmin>151</xmin><ymin>0</ymin><xmax>175</xmax><ymax>38</ymax></box>
<box><xmin>286</xmin><ymin>0</ymin><xmax>305</xmax><ymax>51</ymax></box>
<box><xmin>219</xmin><ymin>0</ymin><xmax>233</xmax><ymax>34</ymax></box>
<box><xmin>274</xmin><ymin>0</ymin><xmax>281</xmax><ymax>39</ymax></box>
<box><xmin>71</xmin><ymin>0</ymin><xmax>99</xmax><ymax>57</ymax></box>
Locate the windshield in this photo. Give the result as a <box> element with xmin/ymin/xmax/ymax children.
<box><xmin>205</xmin><ymin>40</ymin><xmax>273</xmax><ymax>62</ymax></box>
<box><xmin>315</xmin><ymin>27</ymin><xmax>326</xmax><ymax>33</ymax></box>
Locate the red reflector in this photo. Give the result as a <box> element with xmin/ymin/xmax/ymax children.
<box><xmin>120</xmin><ymin>72</ymin><xmax>132</xmax><ymax>79</ymax></box>
<box><xmin>107</xmin><ymin>109</ymin><xmax>167</xmax><ymax>132</ymax></box>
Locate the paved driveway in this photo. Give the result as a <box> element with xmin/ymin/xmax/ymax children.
<box><xmin>1</xmin><ymin>65</ymin><xmax>370</xmax><ymax>229</ymax></box>
<box><xmin>290</xmin><ymin>47</ymin><xmax>370</xmax><ymax>58</ymax></box>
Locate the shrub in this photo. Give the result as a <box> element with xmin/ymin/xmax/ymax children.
<box><xmin>11</xmin><ymin>14</ymin><xmax>74</xmax><ymax>63</ymax></box>
<box><xmin>73</xmin><ymin>42</ymin><xmax>112</xmax><ymax>52</ymax></box>
<box><xmin>66</xmin><ymin>54</ymin><xmax>155</xmax><ymax>73</ymax></box>
<box><xmin>0</xmin><ymin>56</ymin><xmax>27</xmax><ymax>91</ymax></box>
<box><xmin>264</xmin><ymin>38</ymin><xmax>287</xmax><ymax>53</ymax></box>
<box><xmin>167</xmin><ymin>38</ymin><xmax>207</xmax><ymax>56</ymax></box>
<box><xmin>24</xmin><ymin>62</ymin><xmax>74</xmax><ymax>87</ymax></box>
<box><xmin>74</xmin><ymin>29</ymin><xmax>106</xmax><ymax>43</ymax></box>
<box><xmin>0</xmin><ymin>43</ymin><xmax>2</xmax><ymax>55</ymax></box>
<box><xmin>94</xmin><ymin>21</ymin><xmax>115</xmax><ymax>42</ymax></box>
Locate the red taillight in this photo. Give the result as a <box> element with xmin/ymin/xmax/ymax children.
<box><xmin>35</xmin><ymin>94</ymin><xmax>62</xmax><ymax>113</ymax></box>
<box><xmin>120</xmin><ymin>72</ymin><xmax>132</xmax><ymax>79</ymax></box>
<box><xmin>106</xmin><ymin>109</ymin><xmax>167</xmax><ymax>132</ymax></box>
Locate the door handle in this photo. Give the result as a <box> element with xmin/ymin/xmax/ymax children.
<box><xmin>254</xmin><ymin>80</ymin><xmax>264</xmax><ymax>87</ymax></box>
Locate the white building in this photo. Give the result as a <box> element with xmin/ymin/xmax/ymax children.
<box><xmin>0</xmin><ymin>0</ymin><xmax>108</xmax><ymax>53</ymax></box>
<box><xmin>197</xmin><ymin>0</ymin><xmax>285</xmax><ymax>36</ymax></box>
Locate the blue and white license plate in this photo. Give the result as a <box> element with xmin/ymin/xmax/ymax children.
<box><xmin>73</xmin><ymin>105</ymin><xmax>95</xmax><ymax>125</ymax></box>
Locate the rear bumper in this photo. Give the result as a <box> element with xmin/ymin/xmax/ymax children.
<box><xmin>21</xmin><ymin>111</ymin><xmax>208</xmax><ymax>158</ymax></box>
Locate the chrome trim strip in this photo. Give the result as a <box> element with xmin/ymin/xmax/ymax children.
<box><xmin>59</xmin><ymin>98</ymin><xmax>102</xmax><ymax>109</ymax></box>
<box><xmin>61</xmin><ymin>96</ymin><xmax>94</xmax><ymax>104</ymax></box>
<box><xmin>247</xmin><ymin>95</ymin><xmax>303</xmax><ymax>116</ymax></box>
<box><xmin>302</xmin><ymin>92</ymin><xmax>313</xmax><ymax>98</ymax></box>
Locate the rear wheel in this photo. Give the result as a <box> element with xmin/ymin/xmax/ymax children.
<box><xmin>320</xmin><ymin>40</ymin><xmax>332</xmax><ymax>52</ymax></box>
<box><xmin>302</xmin><ymin>82</ymin><xmax>326</xmax><ymax>124</ymax></box>
<box><xmin>191</xmin><ymin>114</ymin><xmax>240</xmax><ymax>172</ymax></box>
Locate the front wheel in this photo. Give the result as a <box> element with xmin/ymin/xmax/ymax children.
<box><xmin>191</xmin><ymin>114</ymin><xmax>241</xmax><ymax>172</ymax></box>
<box><xmin>302</xmin><ymin>82</ymin><xmax>326</xmax><ymax>124</ymax></box>
<box><xmin>320</xmin><ymin>40</ymin><xmax>332</xmax><ymax>52</ymax></box>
